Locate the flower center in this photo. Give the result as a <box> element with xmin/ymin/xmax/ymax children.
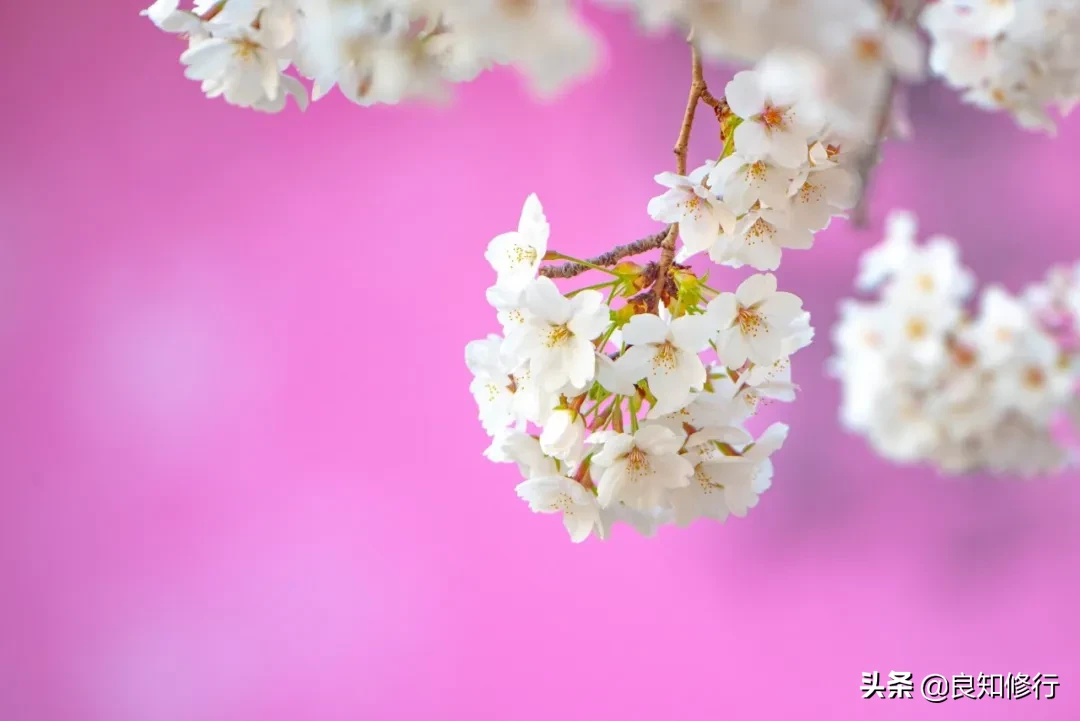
<box><xmin>499</xmin><ymin>0</ymin><xmax>537</xmax><ymax>19</ymax></box>
<box><xmin>747</xmin><ymin>161</ymin><xmax>768</xmax><ymax>182</ymax></box>
<box><xmin>952</xmin><ymin>345</ymin><xmax>977</xmax><ymax>368</ymax></box>
<box><xmin>551</xmin><ymin>492</ymin><xmax>573</xmax><ymax>512</ymax></box>
<box><xmin>695</xmin><ymin>465</ymin><xmax>722</xmax><ymax>493</ymax></box>
<box><xmin>233</xmin><ymin>38</ymin><xmax>261</xmax><ymax>59</ymax></box>
<box><xmin>626</xmin><ymin>447</ymin><xmax>650</xmax><ymax>475</ymax></box>
<box><xmin>905</xmin><ymin>318</ymin><xmax>928</xmax><ymax>340</ymax></box>
<box><xmin>745</xmin><ymin>217</ymin><xmax>775</xmax><ymax>245</ymax></box>
<box><xmin>759</xmin><ymin>105</ymin><xmax>787</xmax><ymax>132</ymax></box>
<box><xmin>853</xmin><ymin>36</ymin><xmax>883</xmax><ymax>63</ymax></box>
<box><xmin>510</xmin><ymin>245</ymin><xmax>538</xmax><ymax>266</ymax></box>
<box><xmin>545</xmin><ymin>324</ymin><xmax>573</xmax><ymax>348</ymax></box>
<box><xmin>798</xmin><ymin>180</ymin><xmax>820</xmax><ymax>204</ymax></box>
<box><xmin>652</xmin><ymin>341</ymin><xmax>678</xmax><ymax>371</ymax></box>
<box><xmin>737</xmin><ymin>307</ymin><xmax>763</xmax><ymax>337</ymax></box>
<box><xmin>1023</xmin><ymin>366</ymin><xmax>1046</xmax><ymax>389</ymax></box>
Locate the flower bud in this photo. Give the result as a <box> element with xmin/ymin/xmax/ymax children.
<box><xmin>539</xmin><ymin>409</ymin><xmax>586</xmax><ymax>463</ymax></box>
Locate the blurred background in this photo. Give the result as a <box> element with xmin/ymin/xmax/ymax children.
<box><xmin>2</xmin><ymin>3</ymin><xmax>1079</xmax><ymax>720</ymax></box>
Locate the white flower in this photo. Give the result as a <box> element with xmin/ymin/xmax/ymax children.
<box><xmin>707</xmin><ymin>154</ymin><xmax>796</xmax><ymax>215</ymax></box>
<box><xmin>598</xmin><ymin>502</ymin><xmax>672</xmax><ymax>539</ymax></box>
<box><xmin>716</xmin><ymin>207</ymin><xmax>814</xmax><ymax>271</ymax></box>
<box><xmin>592</xmin><ymin>425</ymin><xmax>694</xmax><ymax>510</ymax></box>
<box><xmin>788</xmin><ymin>165</ymin><xmax>857</xmax><ymax>231</ymax></box>
<box><xmin>647</xmin><ymin>165</ymin><xmax>737</xmax><ymax>260</ymax></box>
<box><xmin>596</xmin><ymin>351</ymin><xmax>638</xmax><ymax>396</ymax></box>
<box><xmin>672</xmin><ymin>423</ymin><xmax>787</xmax><ymax>522</ymax></box>
<box><xmin>882</xmin><ymin>235</ymin><xmax>975</xmax><ymax>307</ymax></box>
<box><xmin>466</xmin><ymin>335</ymin><xmax>518</xmax><ymax>435</ymax></box>
<box><xmin>141</xmin><ymin>0</ymin><xmax>201</xmax><ymax>33</ymax></box>
<box><xmin>708</xmin><ymin>273</ymin><xmax>805</xmax><ymax>369</ymax></box>
<box><xmin>726</xmin><ymin>69</ymin><xmax>824</xmax><ymax>168</ymax></box>
<box><xmin>833</xmin><ymin>209</ymin><xmax>1080</xmax><ymax>476</ymax></box>
<box><xmin>485</xmin><ymin>431</ymin><xmax>557</xmax><ymax>479</ymax></box>
<box><xmin>995</xmin><ymin>332</ymin><xmax>1074</xmax><ymax>421</ymax></box>
<box><xmin>887</xmin><ymin>297</ymin><xmax>959</xmax><ymax>369</ymax></box>
<box><xmin>969</xmin><ymin>285</ymin><xmax>1033</xmax><ymax>367</ymax></box>
<box><xmin>539</xmin><ymin>409</ymin><xmax>586</xmax><ymax>463</ymax></box>
<box><xmin>441</xmin><ymin>0</ymin><xmax>599</xmax><ymax>98</ymax></box>
<box><xmin>516</xmin><ymin>475</ymin><xmax>604</xmax><ymax>543</ymax></box>
<box><xmin>503</xmin><ymin>276</ymin><xmax>610</xmax><ymax>392</ymax></box>
<box><xmin>181</xmin><ymin>26</ymin><xmax>298</xmax><ymax>109</ymax></box>
<box><xmin>484</xmin><ymin>194</ymin><xmax>550</xmax><ymax>291</ymax></box>
<box><xmin>615</xmin><ymin>312</ymin><xmax>713</xmax><ymax>417</ymax></box>
<box><xmin>656</xmin><ymin>381</ymin><xmax>745</xmax><ymax>434</ymax></box>
<box><xmin>710</xmin><ymin>422</ymin><xmax>787</xmax><ymax>517</ymax></box>
<box><xmin>857</xmin><ymin>209</ymin><xmax>917</xmax><ymax>291</ymax></box>
<box><xmin>669</xmin><ymin>457</ymin><xmax>731</xmax><ymax>526</ymax></box>
<box><xmin>485</xmin><ymin>283</ymin><xmax>531</xmax><ymax>336</ymax></box>
<box><xmin>424</xmin><ymin>31</ymin><xmax>491</xmax><ymax>83</ymax></box>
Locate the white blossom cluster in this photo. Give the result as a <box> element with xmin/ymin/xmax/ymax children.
<box><xmin>650</xmin><ymin>66</ymin><xmax>863</xmax><ymax>269</ymax></box>
<box><xmin>463</xmin><ymin>60</ymin><xmax>874</xmax><ymax>541</ymax></box>
<box><xmin>602</xmin><ymin>0</ymin><xmax>927</xmax><ymax>140</ymax></box>
<box><xmin>141</xmin><ymin>0</ymin><xmax>597</xmax><ymax>111</ymax></box>
<box><xmin>831</xmin><ymin>211</ymin><xmax>1080</xmax><ymax>476</ymax></box>
<box><xmin>141</xmin><ymin>0</ymin><xmax>931</xmax><ymax>138</ymax></box>
<box><xmin>921</xmin><ymin>0</ymin><xmax>1080</xmax><ymax>133</ymax></box>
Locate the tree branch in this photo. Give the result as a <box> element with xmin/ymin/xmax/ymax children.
<box><xmin>850</xmin><ymin>74</ymin><xmax>895</xmax><ymax>228</ymax></box>
<box><xmin>539</xmin><ymin>229</ymin><xmax>671</xmax><ymax>279</ymax></box>
<box><xmin>851</xmin><ymin>0</ymin><xmax>928</xmax><ymax>227</ymax></box>
<box><xmin>651</xmin><ymin>42</ymin><xmax>706</xmax><ymax>311</ymax></box>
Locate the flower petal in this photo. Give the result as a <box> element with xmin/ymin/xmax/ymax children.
<box><xmin>726</xmin><ymin>70</ymin><xmax>765</xmax><ymax>118</ymax></box>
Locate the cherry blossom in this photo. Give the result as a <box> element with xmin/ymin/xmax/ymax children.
<box><xmin>832</xmin><ymin>210</ymin><xmax>1080</xmax><ymax>477</ymax></box>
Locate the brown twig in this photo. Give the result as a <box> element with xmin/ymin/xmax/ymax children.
<box><xmin>651</xmin><ymin>42</ymin><xmax>707</xmax><ymax>311</ymax></box>
<box><xmin>851</xmin><ymin>0</ymin><xmax>928</xmax><ymax>227</ymax></box>
<box><xmin>850</xmin><ymin>74</ymin><xmax>895</xmax><ymax>228</ymax></box>
<box><xmin>539</xmin><ymin>230</ymin><xmax>671</xmax><ymax>279</ymax></box>
<box><xmin>700</xmin><ymin>88</ymin><xmax>727</xmax><ymax>123</ymax></box>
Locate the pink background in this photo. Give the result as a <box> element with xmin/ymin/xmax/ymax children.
<box><xmin>2</xmin><ymin>4</ymin><xmax>1079</xmax><ymax>720</ymax></box>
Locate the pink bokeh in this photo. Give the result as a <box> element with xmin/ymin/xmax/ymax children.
<box><xmin>2</xmin><ymin>4</ymin><xmax>1079</xmax><ymax>720</ymax></box>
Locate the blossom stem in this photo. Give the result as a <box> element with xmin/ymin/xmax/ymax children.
<box><xmin>651</xmin><ymin>42</ymin><xmax>706</xmax><ymax>312</ymax></box>
<box><xmin>851</xmin><ymin>1</ymin><xmax>927</xmax><ymax>227</ymax></box>
<box><xmin>715</xmin><ymin>441</ymin><xmax>743</xmax><ymax>457</ymax></box>
<box><xmin>539</xmin><ymin>231</ymin><xmax>671</xmax><ymax>279</ymax></box>
<box><xmin>596</xmin><ymin>323</ymin><xmax>618</xmax><ymax>350</ymax></box>
<box><xmin>568</xmin><ymin>280</ymin><xmax>617</xmax><ymax>297</ymax></box>
<box><xmin>611</xmin><ymin>397</ymin><xmax>624</xmax><ymax>433</ymax></box>
<box><xmin>850</xmin><ymin>75</ymin><xmax>895</xmax><ymax>227</ymax></box>
<box><xmin>199</xmin><ymin>0</ymin><xmax>227</xmax><ymax>21</ymax></box>
<box><xmin>545</xmin><ymin>253</ymin><xmax>621</xmax><ymax>276</ymax></box>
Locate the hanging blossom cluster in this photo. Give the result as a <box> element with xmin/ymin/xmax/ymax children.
<box><xmin>604</xmin><ymin>0</ymin><xmax>928</xmax><ymax>141</ymax></box>
<box><xmin>465</xmin><ymin>49</ymin><xmax>865</xmax><ymax>542</ymax></box>
<box><xmin>922</xmin><ymin>0</ymin><xmax>1080</xmax><ymax>133</ymax></box>
<box><xmin>140</xmin><ymin>0</ymin><xmax>932</xmax><ymax>140</ymax></box>
<box><xmin>140</xmin><ymin>0</ymin><xmax>597</xmax><ymax>111</ymax></box>
<box><xmin>831</xmin><ymin>211</ymin><xmax>1080</xmax><ymax>476</ymax></box>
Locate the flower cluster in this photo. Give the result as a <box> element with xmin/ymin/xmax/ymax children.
<box><xmin>141</xmin><ymin>0</ymin><xmax>596</xmax><ymax>111</ymax></box>
<box><xmin>831</xmin><ymin>211</ymin><xmax>1080</xmax><ymax>476</ymax></box>
<box><xmin>467</xmin><ymin>193</ymin><xmax>813</xmax><ymax>542</ymax></box>
<box><xmin>649</xmin><ymin>66</ymin><xmax>862</xmax><ymax>270</ymax></box>
<box><xmin>604</xmin><ymin>0</ymin><xmax>927</xmax><ymax>140</ymax></box>
<box><xmin>921</xmin><ymin>0</ymin><xmax>1080</xmax><ymax>133</ymax></box>
<box><xmin>466</xmin><ymin>44</ymin><xmax>882</xmax><ymax>541</ymax></box>
<box><xmin>142</xmin><ymin>0</ymin><xmax>932</xmax><ymax>142</ymax></box>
